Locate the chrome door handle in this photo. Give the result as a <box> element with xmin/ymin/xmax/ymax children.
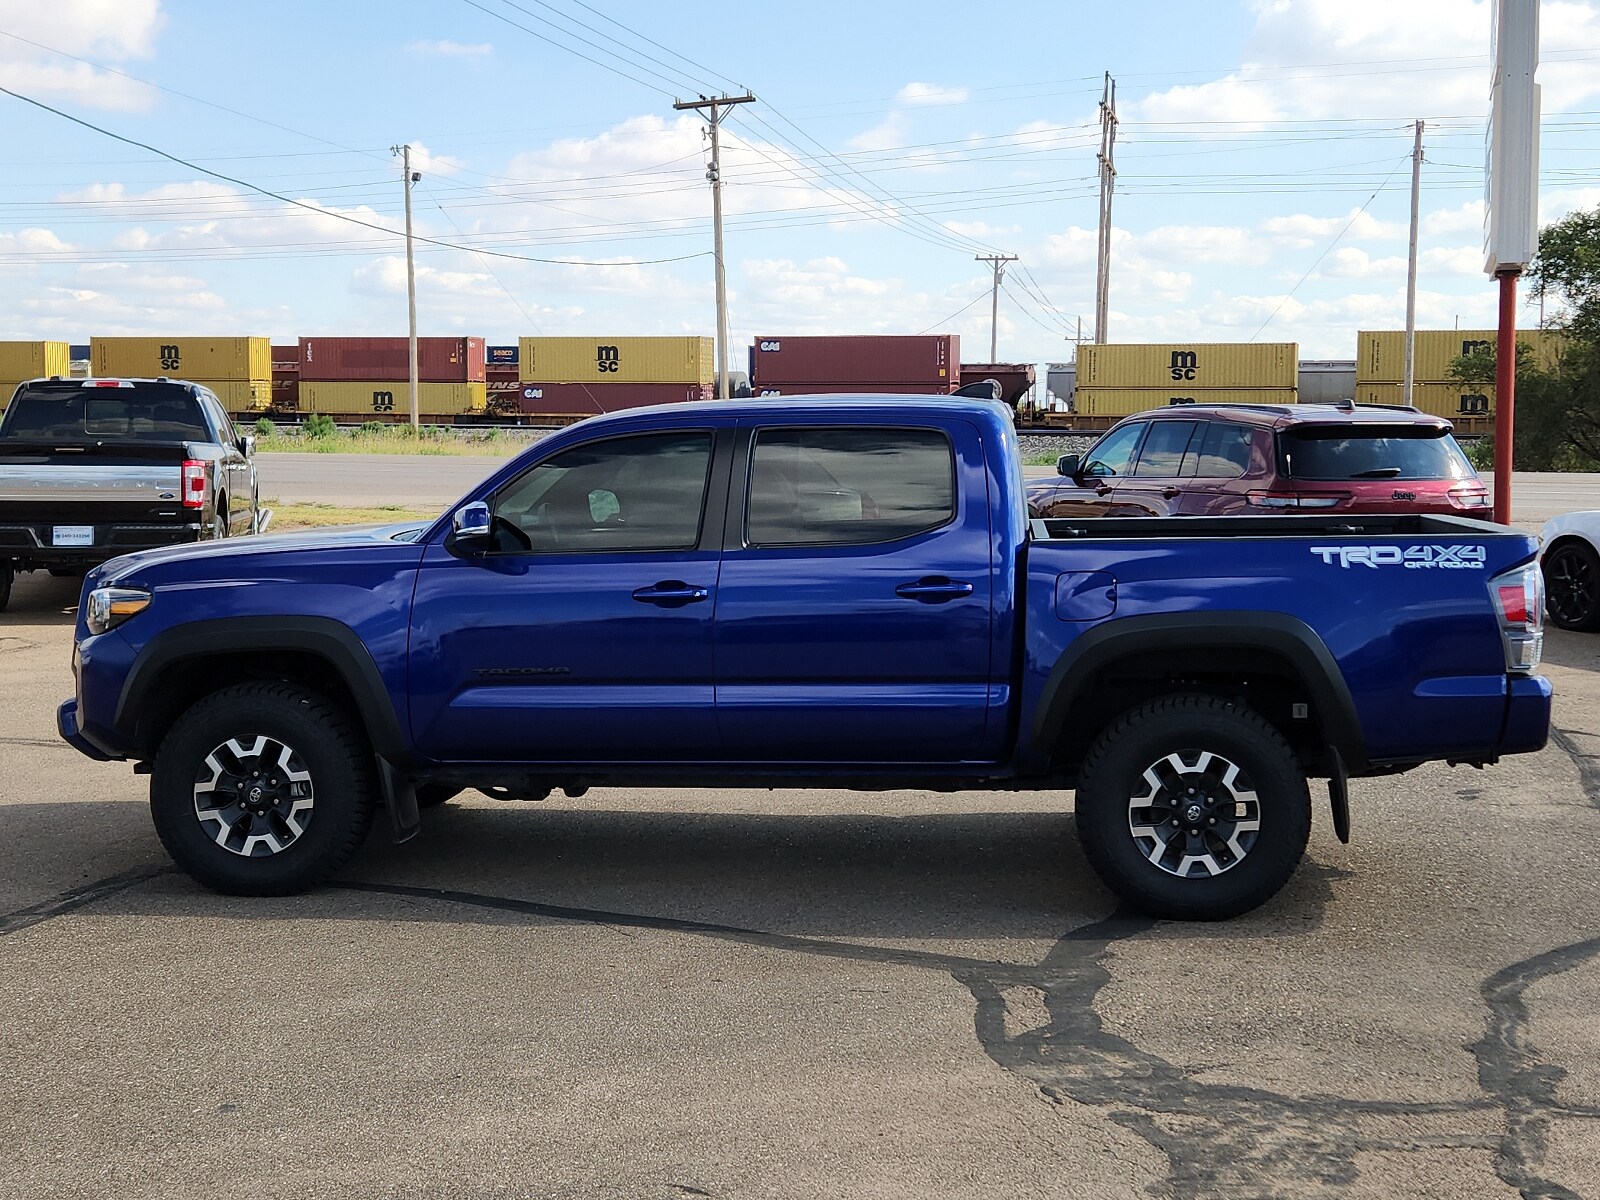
<box><xmin>895</xmin><ymin>577</ymin><xmax>975</xmax><ymax>603</ymax></box>
<box><xmin>631</xmin><ymin>581</ymin><xmax>709</xmax><ymax>607</ymax></box>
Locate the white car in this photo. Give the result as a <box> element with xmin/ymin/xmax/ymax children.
<box><xmin>1540</xmin><ymin>511</ymin><xmax>1600</xmax><ymax>630</ymax></box>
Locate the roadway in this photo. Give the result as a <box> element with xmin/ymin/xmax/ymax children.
<box><xmin>256</xmin><ymin>452</ymin><xmax>1600</xmax><ymax>529</ymax></box>
<box><xmin>2</xmin><ymin>571</ymin><xmax>1597</xmax><ymax>1198</ymax></box>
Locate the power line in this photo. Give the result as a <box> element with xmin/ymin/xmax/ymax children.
<box><xmin>459</xmin><ymin>0</ymin><xmax>690</xmax><ymax>96</ymax></box>
<box><xmin>917</xmin><ymin>290</ymin><xmax>990</xmax><ymax>335</ymax></box>
<box><xmin>422</xmin><ymin>181</ymin><xmax>545</xmax><ymax>334</ymax></box>
<box><xmin>0</xmin><ymin>83</ymin><xmax>712</xmax><ymax>267</ymax></box>
<box><xmin>1248</xmin><ymin>150</ymin><xmax>1414</xmax><ymax>341</ymax></box>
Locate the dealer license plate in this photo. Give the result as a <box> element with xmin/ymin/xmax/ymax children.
<box><xmin>51</xmin><ymin>526</ymin><xmax>95</xmax><ymax>547</ymax></box>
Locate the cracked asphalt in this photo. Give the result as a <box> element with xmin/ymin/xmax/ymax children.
<box><xmin>1</xmin><ymin>569</ymin><xmax>1597</xmax><ymax>1200</ymax></box>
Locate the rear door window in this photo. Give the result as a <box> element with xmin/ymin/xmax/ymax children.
<box><xmin>1279</xmin><ymin>427</ymin><xmax>1475</xmax><ymax>481</ymax></box>
<box><xmin>746</xmin><ymin>427</ymin><xmax>954</xmax><ymax>547</ymax></box>
<box><xmin>1186</xmin><ymin>422</ymin><xmax>1254</xmax><ymax>479</ymax></box>
<box><xmin>1132</xmin><ymin>421</ymin><xmax>1200</xmax><ymax>477</ymax></box>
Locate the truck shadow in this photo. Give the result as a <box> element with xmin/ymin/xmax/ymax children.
<box><xmin>5</xmin><ymin>799</ymin><xmax>1591</xmax><ymax>1199</ymax></box>
<box><xmin>1</xmin><ymin>571</ymin><xmax>81</xmax><ymax>625</ymax></box>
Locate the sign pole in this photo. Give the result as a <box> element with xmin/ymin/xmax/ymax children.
<box><xmin>1494</xmin><ymin>270</ymin><xmax>1519</xmax><ymax>524</ymax></box>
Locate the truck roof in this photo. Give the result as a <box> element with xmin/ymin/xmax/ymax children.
<box><xmin>572</xmin><ymin>393</ymin><xmax>1012</xmax><ymax>427</ymax></box>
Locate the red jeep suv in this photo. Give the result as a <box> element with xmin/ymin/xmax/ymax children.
<box><xmin>1028</xmin><ymin>402</ymin><xmax>1490</xmax><ymax>519</ymax></box>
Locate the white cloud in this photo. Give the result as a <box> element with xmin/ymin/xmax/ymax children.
<box><xmin>1133</xmin><ymin>0</ymin><xmax>1600</xmax><ymax>126</ymax></box>
<box><xmin>0</xmin><ymin>0</ymin><xmax>163</xmax><ymax>109</ymax></box>
<box><xmin>405</xmin><ymin>40</ymin><xmax>493</xmax><ymax>56</ymax></box>
<box><xmin>896</xmin><ymin>82</ymin><xmax>971</xmax><ymax>107</ymax></box>
<box><xmin>1260</xmin><ymin>210</ymin><xmax>1402</xmax><ymax>244</ymax></box>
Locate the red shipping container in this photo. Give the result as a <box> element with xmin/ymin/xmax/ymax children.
<box><xmin>298</xmin><ymin>336</ymin><xmax>486</xmax><ymax>383</ymax></box>
<box><xmin>752</xmin><ymin>381</ymin><xmax>956</xmax><ymax>397</ymax></box>
<box><xmin>515</xmin><ymin>382</ymin><xmax>711</xmax><ymax>415</ymax></box>
<box><xmin>751</xmin><ymin>334</ymin><xmax>958</xmax><ymax>387</ymax></box>
<box><xmin>271</xmin><ymin>344</ymin><xmax>299</xmax><ymax>370</ymax></box>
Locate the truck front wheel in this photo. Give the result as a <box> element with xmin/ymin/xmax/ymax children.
<box><xmin>150</xmin><ymin>682</ymin><xmax>375</xmax><ymax>895</ymax></box>
<box><xmin>1074</xmin><ymin>695</ymin><xmax>1311</xmax><ymax>920</ymax></box>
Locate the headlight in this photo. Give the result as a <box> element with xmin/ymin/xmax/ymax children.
<box><xmin>86</xmin><ymin>586</ymin><xmax>151</xmax><ymax>636</ymax></box>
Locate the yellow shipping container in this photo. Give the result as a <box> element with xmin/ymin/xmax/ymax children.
<box><xmin>518</xmin><ymin>336</ymin><xmax>714</xmax><ymax>385</ymax></box>
<box><xmin>1077</xmin><ymin>342</ymin><xmax>1297</xmax><ymax>389</ymax></box>
<box><xmin>0</xmin><ymin>340</ymin><xmax>70</xmax><ymax>384</ymax></box>
<box><xmin>1074</xmin><ymin>388</ymin><xmax>1297</xmax><ymax>418</ymax></box>
<box><xmin>1355</xmin><ymin>382</ymin><xmax>1495</xmax><ymax>424</ymax></box>
<box><xmin>1355</xmin><ymin>329</ymin><xmax>1562</xmax><ymax>383</ymax></box>
<box><xmin>195</xmin><ymin>379</ymin><xmax>274</xmax><ymax>414</ymax></box>
<box><xmin>299</xmin><ymin>380</ymin><xmax>487</xmax><ymax>417</ymax></box>
<box><xmin>91</xmin><ymin>336</ymin><xmax>270</xmax><ymax>381</ymax></box>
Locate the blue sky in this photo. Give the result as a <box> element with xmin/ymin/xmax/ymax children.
<box><xmin>1</xmin><ymin>0</ymin><xmax>1597</xmax><ymax>368</ymax></box>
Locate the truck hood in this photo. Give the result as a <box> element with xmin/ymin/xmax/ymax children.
<box><xmin>91</xmin><ymin>520</ymin><xmax>431</xmax><ymax>585</ymax></box>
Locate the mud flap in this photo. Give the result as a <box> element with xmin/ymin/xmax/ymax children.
<box><xmin>376</xmin><ymin>758</ymin><xmax>421</xmax><ymax>844</ymax></box>
<box><xmin>1328</xmin><ymin>748</ymin><xmax>1351</xmax><ymax>844</ymax></box>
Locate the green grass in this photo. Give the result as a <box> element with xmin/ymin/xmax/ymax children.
<box><xmin>265</xmin><ymin>501</ymin><xmax>442</xmax><ymax>531</ymax></box>
<box><xmin>251</xmin><ymin>427</ymin><xmax>531</xmax><ymax>457</ymax></box>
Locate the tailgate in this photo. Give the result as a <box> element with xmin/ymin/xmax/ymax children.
<box><xmin>0</xmin><ymin>439</ymin><xmax>191</xmax><ymax>511</ymax></box>
<box><xmin>0</xmin><ymin>441</ymin><xmax>200</xmax><ymax>550</ymax></box>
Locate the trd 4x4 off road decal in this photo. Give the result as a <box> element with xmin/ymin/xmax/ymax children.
<box><xmin>1310</xmin><ymin>545</ymin><xmax>1488</xmax><ymax>569</ymax></box>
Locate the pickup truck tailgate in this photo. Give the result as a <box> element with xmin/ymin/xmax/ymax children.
<box><xmin>0</xmin><ymin>441</ymin><xmax>201</xmax><ymax>556</ymax></box>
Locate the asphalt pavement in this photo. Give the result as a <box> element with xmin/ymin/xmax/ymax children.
<box><xmin>1</xmin><ymin>569</ymin><xmax>1597</xmax><ymax>1198</ymax></box>
<box><xmin>255</xmin><ymin>451</ymin><xmax>1600</xmax><ymax>529</ymax></box>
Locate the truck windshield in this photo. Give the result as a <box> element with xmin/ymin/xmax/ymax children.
<box><xmin>1278</xmin><ymin>426</ymin><xmax>1476</xmax><ymax>482</ymax></box>
<box><xmin>1</xmin><ymin>387</ymin><xmax>210</xmax><ymax>442</ymax></box>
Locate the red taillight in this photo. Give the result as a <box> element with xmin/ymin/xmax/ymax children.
<box><xmin>181</xmin><ymin>459</ymin><xmax>208</xmax><ymax>508</ymax></box>
<box><xmin>1489</xmin><ymin>563</ymin><xmax>1543</xmax><ymax>672</ymax></box>
<box><xmin>1448</xmin><ymin>483</ymin><xmax>1491</xmax><ymax>510</ymax></box>
<box><xmin>1496</xmin><ymin>583</ymin><xmax>1529</xmax><ymax>625</ymax></box>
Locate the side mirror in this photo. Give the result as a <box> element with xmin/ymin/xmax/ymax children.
<box><xmin>1057</xmin><ymin>453</ymin><xmax>1080</xmax><ymax>478</ymax></box>
<box><xmin>451</xmin><ymin>501</ymin><xmax>491</xmax><ymax>542</ymax></box>
<box><xmin>239</xmin><ymin>435</ymin><xmax>256</xmax><ymax>457</ymax></box>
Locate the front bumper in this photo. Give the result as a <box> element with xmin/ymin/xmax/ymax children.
<box><xmin>57</xmin><ymin>699</ymin><xmax>117</xmax><ymax>762</ymax></box>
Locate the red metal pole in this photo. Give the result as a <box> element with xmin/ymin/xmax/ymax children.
<box><xmin>1493</xmin><ymin>269</ymin><xmax>1519</xmax><ymax>524</ymax></box>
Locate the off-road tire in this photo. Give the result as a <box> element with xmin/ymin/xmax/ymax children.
<box><xmin>151</xmin><ymin>682</ymin><xmax>375</xmax><ymax>895</ymax></box>
<box><xmin>1074</xmin><ymin>694</ymin><xmax>1311</xmax><ymax>920</ymax></box>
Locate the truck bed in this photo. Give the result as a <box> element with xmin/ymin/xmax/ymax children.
<box><xmin>1031</xmin><ymin>513</ymin><xmax>1513</xmax><ymax>540</ymax></box>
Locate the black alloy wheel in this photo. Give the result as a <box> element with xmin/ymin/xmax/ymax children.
<box><xmin>151</xmin><ymin>682</ymin><xmax>374</xmax><ymax>894</ymax></box>
<box><xmin>1074</xmin><ymin>694</ymin><xmax>1311</xmax><ymax>920</ymax></box>
<box><xmin>1544</xmin><ymin>540</ymin><xmax>1600</xmax><ymax>631</ymax></box>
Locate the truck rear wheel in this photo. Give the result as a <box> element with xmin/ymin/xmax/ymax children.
<box><xmin>0</xmin><ymin>562</ymin><xmax>11</xmax><ymax>612</ymax></box>
<box><xmin>150</xmin><ymin>682</ymin><xmax>375</xmax><ymax>895</ymax></box>
<box><xmin>1074</xmin><ymin>695</ymin><xmax>1311</xmax><ymax>920</ymax></box>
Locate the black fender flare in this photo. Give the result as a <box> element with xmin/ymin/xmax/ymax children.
<box><xmin>1030</xmin><ymin>611</ymin><xmax>1367</xmax><ymax>771</ymax></box>
<box><xmin>115</xmin><ymin>615</ymin><xmax>412</xmax><ymax>767</ymax></box>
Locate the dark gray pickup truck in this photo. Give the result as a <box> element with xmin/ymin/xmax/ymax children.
<box><xmin>0</xmin><ymin>378</ymin><xmax>265</xmax><ymax>610</ymax></box>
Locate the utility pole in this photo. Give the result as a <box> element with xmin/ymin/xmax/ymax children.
<box><xmin>1094</xmin><ymin>72</ymin><xmax>1118</xmax><ymax>344</ymax></box>
<box><xmin>391</xmin><ymin>143</ymin><xmax>421</xmax><ymax>431</ymax></box>
<box><xmin>975</xmin><ymin>254</ymin><xmax>1018</xmax><ymax>362</ymax></box>
<box><xmin>1403</xmin><ymin>120</ymin><xmax>1424</xmax><ymax>407</ymax></box>
<box><xmin>674</xmin><ymin>93</ymin><xmax>755</xmax><ymax>400</ymax></box>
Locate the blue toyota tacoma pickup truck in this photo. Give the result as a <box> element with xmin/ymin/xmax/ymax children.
<box><xmin>57</xmin><ymin>398</ymin><xmax>1551</xmax><ymax>919</ymax></box>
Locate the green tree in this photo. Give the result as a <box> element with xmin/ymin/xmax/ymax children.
<box><xmin>1449</xmin><ymin>206</ymin><xmax>1600</xmax><ymax>470</ymax></box>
